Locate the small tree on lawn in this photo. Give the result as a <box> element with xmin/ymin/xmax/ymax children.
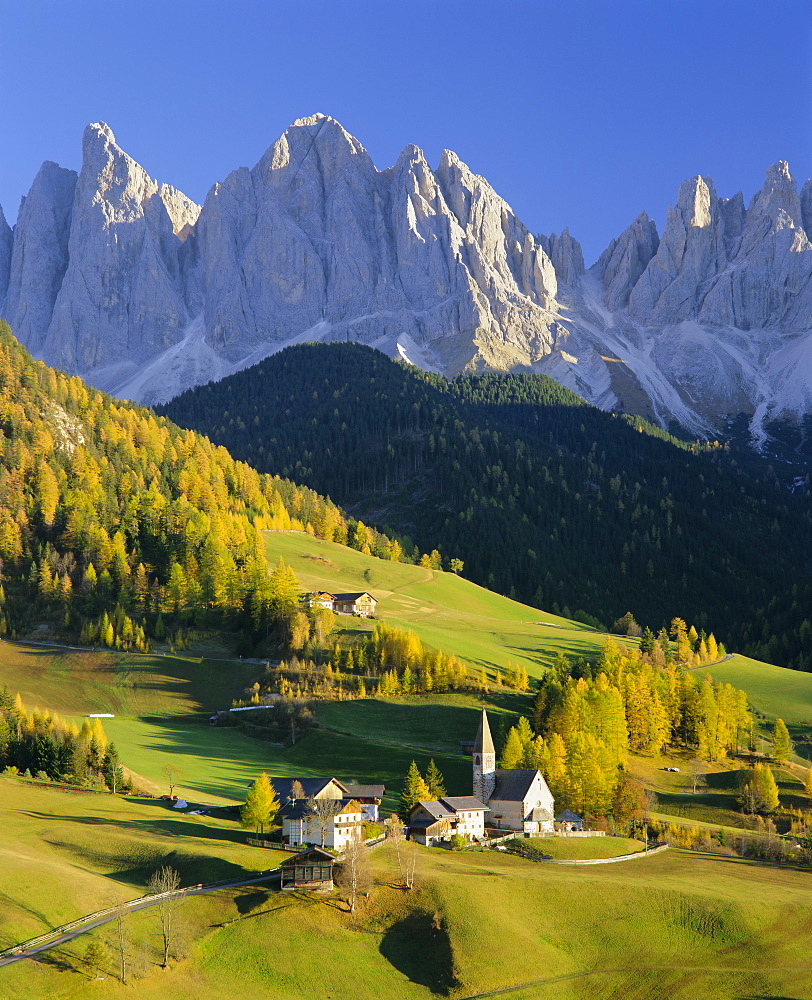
<box><xmin>740</xmin><ymin>763</ymin><xmax>780</xmax><ymax>814</ymax></box>
<box><xmin>338</xmin><ymin>835</ymin><xmax>372</xmax><ymax>913</ymax></box>
<box><xmin>425</xmin><ymin>759</ymin><xmax>446</xmax><ymax>799</ymax></box>
<box><xmin>611</xmin><ymin>776</ymin><xmax>647</xmax><ymax>837</ymax></box>
<box><xmin>772</xmin><ymin>719</ymin><xmax>792</xmax><ymax>764</ymax></box>
<box><xmin>241</xmin><ymin>772</ymin><xmax>279</xmax><ymax>836</ymax></box>
<box><xmin>82</xmin><ymin>937</ymin><xmax>110</xmax><ymax>979</ymax></box>
<box><xmin>161</xmin><ymin>763</ymin><xmax>184</xmax><ymax>798</ymax></box>
<box><xmin>400</xmin><ymin>761</ymin><xmax>430</xmax><ymax>818</ymax></box>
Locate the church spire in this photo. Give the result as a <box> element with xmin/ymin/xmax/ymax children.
<box><xmin>474</xmin><ymin>708</ymin><xmax>495</xmax><ymax>755</ymax></box>
<box><xmin>472</xmin><ymin>709</ymin><xmax>496</xmax><ymax>804</ymax></box>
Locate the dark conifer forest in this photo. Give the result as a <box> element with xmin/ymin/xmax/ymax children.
<box><xmin>160</xmin><ymin>342</ymin><xmax>812</xmax><ymax>669</ymax></box>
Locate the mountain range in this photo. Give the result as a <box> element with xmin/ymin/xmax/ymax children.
<box><xmin>2</xmin><ymin>115</ymin><xmax>812</xmax><ymax>443</ymax></box>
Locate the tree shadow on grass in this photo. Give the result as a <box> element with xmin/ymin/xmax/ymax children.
<box><xmin>379</xmin><ymin>910</ymin><xmax>459</xmax><ymax>996</ymax></box>
<box><xmin>234</xmin><ymin>889</ymin><xmax>269</xmax><ymax>915</ymax></box>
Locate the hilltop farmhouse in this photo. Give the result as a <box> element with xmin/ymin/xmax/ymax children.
<box><xmin>301</xmin><ymin>591</ymin><xmax>377</xmax><ymax>617</ymax></box>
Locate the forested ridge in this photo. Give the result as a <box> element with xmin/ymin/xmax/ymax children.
<box><xmin>0</xmin><ymin>323</ymin><xmax>417</xmax><ymax>650</ymax></box>
<box><xmin>161</xmin><ymin>342</ymin><xmax>812</xmax><ymax>669</ymax></box>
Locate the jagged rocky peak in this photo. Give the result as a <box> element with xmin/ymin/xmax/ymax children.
<box><xmin>740</xmin><ymin>160</ymin><xmax>806</xmax><ymax>251</ymax></box>
<box><xmin>255</xmin><ymin>112</ymin><xmax>375</xmax><ymax>186</ymax></box>
<box><xmin>539</xmin><ymin>228</ymin><xmax>585</xmax><ymax>287</ymax></box>
<box><xmin>627</xmin><ymin>173</ymin><xmax>728</xmax><ymax>323</ymax></box>
<box><xmin>3</xmin><ymin>160</ymin><xmax>77</xmax><ymax>354</ymax></box>
<box><xmin>592</xmin><ymin>211</ymin><xmax>659</xmax><ymax>310</ymax></box>
<box><xmin>81</xmin><ymin>122</ymin><xmax>201</xmax><ymax>234</ymax></box>
<box><xmin>0</xmin><ymin>203</ymin><xmax>14</xmax><ymax>303</ymax></box>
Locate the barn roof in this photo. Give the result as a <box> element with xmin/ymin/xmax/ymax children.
<box><xmin>281</xmin><ymin>847</ymin><xmax>335</xmax><ymax>867</ymax></box>
<box><xmin>270</xmin><ymin>776</ymin><xmax>347</xmax><ymax>802</ymax></box>
<box><xmin>412</xmin><ymin>800</ymin><xmax>453</xmax><ymax>821</ymax></box>
<box><xmin>345</xmin><ymin>784</ymin><xmax>385</xmax><ymax>799</ymax></box>
<box><xmin>331</xmin><ymin>592</ymin><xmax>374</xmax><ymax>601</ymax></box>
<box><xmin>490</xmin><ymin>769</ymin><xmax>541</xmax><ymax>802</ymax></box>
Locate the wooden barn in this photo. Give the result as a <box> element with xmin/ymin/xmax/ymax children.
<box><xmin>280</xmin><ymin>847</ymin><xmax>336</xmax><ymax>891</ymax></box>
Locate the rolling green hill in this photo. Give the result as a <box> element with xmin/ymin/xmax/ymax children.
<box><xmin>160</xmin><ymin>341</ymin><xmax>812</xmax><ymax>669</ymax></box>
<box><xmin>2</xmin><ymin>835</ymin><xmax>811</xmax><ymax>1000</ymax></box>
<box><xmin>263</xmin><ymin>530</ymin><xmax>610</xmax><ymax>678</ymax></box>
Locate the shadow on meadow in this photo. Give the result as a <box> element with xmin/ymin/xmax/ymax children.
<box><xmin>379</xmin><ymin>909</ymin><xmax>459</xmax><ymax>996</ymax></box>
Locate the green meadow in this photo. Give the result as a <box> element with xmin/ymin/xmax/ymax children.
<box><xmin>3</xmin><ymin>840</ymin><xmax>812</xmax><ymax>1000</ymax></box>
<box><xmin>263</xmin><ymin>530</ymin><xmax>611</xmax><ymax>678</ymax></box>
<box><xmin>0</xmin><ymin>775</ymin><xmax>291</xmax><ymax>950</ymax></box>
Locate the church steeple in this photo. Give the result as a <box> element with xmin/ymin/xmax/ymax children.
<box><xmin>472</xmin><ymin>709</ymin><xmax>496</xmax><ymax>803</ymax></box>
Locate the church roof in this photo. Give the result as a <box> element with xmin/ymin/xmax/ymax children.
<box><xmin>473</xmin><ymin>709</ymin><xmax>495</xmax><ymax>755</ymax></box>
<box><xmin>555</xmin><ymin>809</ymin><xmax>582</xmax><ymax>823</ymax></box>
<box><xmin>490</xmin><ymin>769</ymin><xmax>541</xmax><ymax>802</ymax></box>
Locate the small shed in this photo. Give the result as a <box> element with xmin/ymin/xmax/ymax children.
<box><xmin>280</xmin><ymin>847</ymin><xmax>336</xmax><ymax>891</ymax></box>
<box><xmin>555</xmin><ymin>809</ymin><xmax>584</xmax><ymax>832</ymax></box>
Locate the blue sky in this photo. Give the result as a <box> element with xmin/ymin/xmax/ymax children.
<box><xmin>1</xmin><ymin>0</ymin><xmax>810</xmax><ymax>263</ymax></box>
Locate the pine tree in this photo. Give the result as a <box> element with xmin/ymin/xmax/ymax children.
<box><xmin>501</xmin><ymin>727</ymin><xmax>524</xmax><ymax>769</ymax></box>
<box><xmin>399</xmin><ymin>761</ymin><xmax>430</xmax><ymax>817</ymax></box>
<box><xmin>772</xmin><ymin>718</ymin><xmax>791</xmax><ymax>763</ymax></box>
<box><xmin>424</xmin><ymin>759</ymin><xmax>446</xmax><ymax>799</ymax></box>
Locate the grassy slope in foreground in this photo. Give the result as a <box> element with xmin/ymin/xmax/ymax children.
<box><xmin>0</xmin><ymin>775</ymin><xmax>289</xmax><ymax>949</ymax></box>
<box><xmin>4</xmin><ymin>842</ymin><xmax>812</xmax><ymax>1000</ymax></box>
<box><xmin>264</xmin><ymin>530</ymin><xmax>609</xmax><ymax>678</ymax></box>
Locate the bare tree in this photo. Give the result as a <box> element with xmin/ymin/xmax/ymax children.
<box><xmin>148</xmin><ymin>865</ymin><xmax>181</xmax><ymax>969</ymax></box>
<box><xmin>290</xmin><ymin>779</ymin><xmax>306</xmax><ymax>801</ymax></box>
<box><xmin>160</xmin><ymin>764</ymin><xmax>184</xmax><ymax>798</ymax></box>
<box><xmin>109</xmin><ymin>900</ymin><xmax>128</xmax><ymax>984</ymax></box>
<box><xmin>389</xmin><ymin>820</ymin><xmax>418</xmax><ymax>890</ymax></box>
<box><xmin>338</xmin><ymin>836</ymin><xmax>372</xmax><ymax>913</ymax></box>
<box><xmin>308</xmin><ymin>796</ymin><xmax>340</xmax><ymax>847</ymax></box>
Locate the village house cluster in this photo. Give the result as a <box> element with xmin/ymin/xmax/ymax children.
<box><xmin>270</xmin><ymin>711</ymin><xmax>582</xmax><ymax>861</ymax></box>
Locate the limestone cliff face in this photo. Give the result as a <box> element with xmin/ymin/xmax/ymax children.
<box><xmin>42</xmin><ymin>123</ymin><xmax>199</xmax><ymax>372</ymax></box>
<box><xmin>1</xmin><ymin>118</ymin><xmax>811</xmax><ymax>445</ymax></box>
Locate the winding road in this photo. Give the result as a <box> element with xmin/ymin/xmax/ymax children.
<box><xmin>0</xmin><ymin>868</ymin><xmax>282</xmax><ymax>968</ymax></box>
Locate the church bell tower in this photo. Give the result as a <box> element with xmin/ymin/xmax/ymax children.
<box><xmin>472</xmin><ymin>709</ymin><xmax>496</xmax><ymax>803</ymax></box>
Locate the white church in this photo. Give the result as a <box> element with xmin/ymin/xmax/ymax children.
<box><xmin>473</xmin><ymin>709</ymin><xmax>555</xmax><ymax>834</ymax></box>
<box><xmin>409</xmin><ymin>710</ymin><xmax>555</xmax><ymax>844</ymax></box>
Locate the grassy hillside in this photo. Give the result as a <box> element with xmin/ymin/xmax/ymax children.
<box><xmin>3</xmin><ymin>840</ymin><xmax>811</xmax><ymax>1000</ymax></box>
<box><xmin>0</xmin><ymin>641</ymin><xmax>257</xmax><ymax>718</ymax></box>
<box><xmin>0</xmin><ymin>775</ymin><xmax>289</xmax><ymax>949</ymax></box>
<box><xmin>694</xmin><ymin>653</ymin><xmax>812</xmax><ymax>725</ymax></box>
<box><xmin>161</xmin><ymin>341</ymin><xmax>812</xmax><ymax>669</ymax></box>
<box><xmin>264</xmin><ymin>530</ymin><xmax>609</xmax><ymax>678</ymax></box>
